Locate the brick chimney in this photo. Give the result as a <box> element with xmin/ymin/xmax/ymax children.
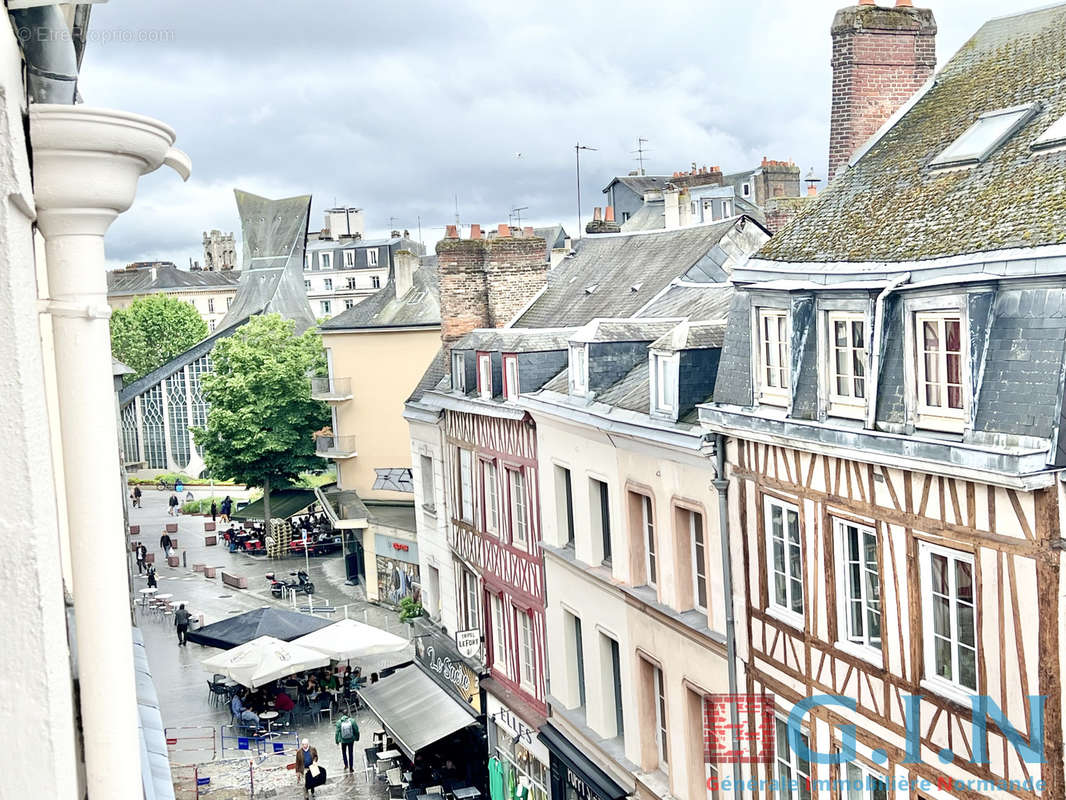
<box><xmin>436</xmin><ymin>226</ymin><xmax>547</xmax><ymax>349</ymax></box>
<box><xmin>828</xmin><ymin>1</ymin><xmax>936</xmax><ymax>180</ymax></box>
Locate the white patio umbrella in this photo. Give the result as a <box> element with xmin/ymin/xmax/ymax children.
<box><xmin>201</xmin><ymin>635</ymin><xmax>331</xmax><ymax>688</ymax></box>
<box><xmin>292</xmin><ymin>618</ymin><xmax>409</xmax><ymax>661</ymax></box>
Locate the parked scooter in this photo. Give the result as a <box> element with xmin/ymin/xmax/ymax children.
<box><xmin>266</xmin><ymin>570</ymin><xmax>315</xmax><ymax>597</ymax></box>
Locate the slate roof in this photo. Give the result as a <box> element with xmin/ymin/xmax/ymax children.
<box><xmin>320</xmin><ymin>265</ymin><xmax>440</xmax><ymax>330</ymax></box>
<box><xmin>620</xmin><ymin>199</ymin><xmax>665</xmax><ymax>232</ymax></box>
<box><xmin>650</xmin><ymin>320</ymin><xmax>726</xmax><ymax>352</ymax></box>
<box><xmin>640</xmin><ymin>283</ymin><xmax>735</xmax><ymax>321</ymax></box>
<box><xmin>514</xmin><ymin>220</ymin><xmax>743</xmax><ymax>328</ymax></box>
<box><xmin>602</xmin><ymin>175</ymin><xmax>670</xmax><ymax>196</ymax></box>
<box><xmin>108</xmin><ymin>264</ymin><xmax>239</xmax><ymax>296</ymax></box>
<box><xmin>533</xmin><ymin>225</ymin><xmax>568</xmax><ymax>261</ymax></box>
<box><xmin>450</xmin><ymin>328</ymin><xmax>576</xmax><ymax>353</ymax></box>
<box><xmin>757</xmin><ymin>3</ymin><xmax>1066</xmax><ymax>264</ymax></box>
<box><xmin>406</xmin><ymin>347</ymin><xmax>448</xmax><ymax>404</ymax></box>
<box><xmin>571</xmin><ymin>318</ymin><xmax>680</xmax><ymax>343</ymax></box>
<box><xmin>596</xmin><ymin>357</ymin><xmax>651</xmax><ymax>415</ymax></box>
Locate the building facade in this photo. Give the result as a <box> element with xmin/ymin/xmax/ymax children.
<box><xmin>107</xmin><ymin>261</ymin><xmax>239</xmax><ymax>331</ymax></box>
<box><xmin>201</xmin><ymin>228</ymin><xmax>237</xmax><ymax>270</ymax></box>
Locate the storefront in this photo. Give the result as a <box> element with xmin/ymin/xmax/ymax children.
<box><xmin>538</xmin><ymin>725</ymin><xmax>629</xmax><ymax>800</ymax></box>
<box><xmin>414</xmin><ymin>625</ymin><xmax>484</xmax><ymax>713</ymax></box>
<box><xmin>375</xmin><ymin>532</ymin><xmax>421</xmax><ymax>606</ymax></box>
<box><xmin>486</xmin><ymin>693</ymin><xmax>550</xmax><ymax>800</ymax></box>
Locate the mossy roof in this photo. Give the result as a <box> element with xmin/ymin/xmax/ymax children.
<box><xmin>759</xmin><ymin>3</ymin><xmax>1066</xmax><ymax>265</ymax></box>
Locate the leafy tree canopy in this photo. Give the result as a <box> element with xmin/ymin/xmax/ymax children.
<box><xmin>193</xmin><ymin>314</ymin><xmax>329</xmax><ymax>493</ymax></box>
<box><xmin>110</xmin><ymin>294</ymin><xmax>208</xmax><ymax>384</ymax></box>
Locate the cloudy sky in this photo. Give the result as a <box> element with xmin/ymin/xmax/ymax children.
<box><xmin>78</xmin><ymin>0</ymin><xmax>1007</xmax><ymax>268</ymax></box>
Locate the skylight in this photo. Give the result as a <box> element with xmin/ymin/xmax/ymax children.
<box><xmin>929</xmin><ymin>104</ymin><xmax>1038</xmax><ymax>168</ymax></box>
<box><xmin>1032</xmin><ymin>111</ymin><xmax>1066</xmax><ymax>151</ymax></box>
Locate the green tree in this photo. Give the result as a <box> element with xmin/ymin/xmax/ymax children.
<box><xmin>110</xmin><ymin>294</ymin><xmax>208</xmax><ymax>384</ymax></box>
<box><xmin>193</xmin><ymin>314</ymin><xmax>329</xmax><ymax>532</ymax></box>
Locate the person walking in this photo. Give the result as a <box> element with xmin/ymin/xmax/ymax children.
<box><xmin>293</xmin><ymin>739</ymin><xmax>319</xmax><ymax>798</ymax></box>
<box><xmin>160</xmin><ymin>531</ymin><xmax>172</xmax><ymax>555</ymax></box>
<box><xmin>334</xmin><ymin>710</ymin><xmax>359</xmax><ymax>772</ymax></box>
<box><xmin>220</xmin><ymin>495</ymin><xmax>232</xmax><ymax>523</ymax></box>
<box><xmin>132</xmin><ymin>485</ymin><xmax>142</xmax><ymax>508</ymax></box>
<box><xmin>210</xmin><ymin>500</ymin><xmax>218</xmax><ymax>522</ymax></box>
<box><xmin>174</xmin><ymin>603</ymin><xmax>191</xmax><ymax>646</ymax></box>
<box><xmin>168</xmin><ymin>493</ymin><xmax>180</xmax><ymax>516</ymax></box>
<box><xmin>146</xmin><ymin>563</ymin><xmax>157</xmax><ymax>589</ymax></box>
<box><xmin>135</xmin><ymin>544</ymin><xmax>147</xmax><ymax>574</ymax></box>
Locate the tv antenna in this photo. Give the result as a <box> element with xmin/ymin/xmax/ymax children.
<box><xmin>510</xmin><ymin>206</ymin><xmax>528</xmax><ymax>228</ymax></box>
<box><xmin>633</xmin><ymin>137</ymin><xmax>650</xmax><ymax>176</ymax></box>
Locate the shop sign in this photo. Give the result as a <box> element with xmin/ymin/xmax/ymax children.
<box><xmin>416</xmin><ymin>635</ymin><xmax>482</xmax><ymax>712</ymax></box>
<box><xmin>455</xmin><ymin>628</ymin><xmax>481</xmax><ymax>658</ymax></box>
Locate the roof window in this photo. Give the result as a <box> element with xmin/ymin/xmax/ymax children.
<box><xmin>1032</xmin><ymin>111</ymin><xmax>1066</xmax><ymax>152</ymax></box>
<box><xmin>930</xmin><ymin>104</ymin><xmax>1038</xmax><ymax>169</ymax></box>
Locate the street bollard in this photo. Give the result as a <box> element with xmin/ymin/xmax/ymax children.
<box><xmin>183</xmin><ymin>550</ymin><xmax>187</xmax><ymax>568</ymax></box>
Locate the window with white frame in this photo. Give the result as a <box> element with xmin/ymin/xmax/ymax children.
<box><xmin>517</xmin><ymin>608</ymin><xmax>535</xmax><ymax>690</ymax></box>
<box><xmin>320</xmin><ymin>252</ymin><xmax>332</xmax><ymax>269</ymax></box>
<box><xmin>346</xmin><ymin>277</ymin><xmax>357</xmax><ymax>290</ymax></box>
<box><xmin>419</xmin><ymin>454</ymin><xmax>435</xmax><ymax>512</ymax></box>
<box><xmin>827</xmin><ymin>311</ymin><xmax>867</xmax><ymax>417</ymax></box>
<box><xmin>458</xmin><ymin>448</ymin><xmax>474</xmax><ymax>524</ymax></box>
<box><xmin>920</xmin><ymin>542</ymin><xmax>977</xmax><ymax>693</ymax></box>
<box><xmin>690</xmin><ymin>510</ymin><xmax>709</xmax><ymax>613</ymax></box>
<box><xmin>775</xmin><ymin>717</ymin><xmax>811</xmax><ymax>800</ymax></box>
<box><xmin>836</xmin><ymin>519</ymin><xmax>881</xmax><ymax>653</ymax></box>
<box><xmin>765</xmin><ymin>496</ymin><xmax>803</xmax><ymax>621</ymax></box>
<box><xmin>478</xmin><ymin>353</ymin><xmax>492</xmax><ymax>399</ymax></box>
<box><xmin>207</xmin><ymin>298</ymin><xmax>215</xmax><ymax>313</ymax></box>
<box><xmin>570</xmin><ymin>344</ymin><xmax>588</xmax><ymax>395</ymax></box>
<box><xmin>367</xmin><ymin>249</ymin><xmax>379</xmax><ymax>267</ymax></box>
<box><xmin>344</xmin><ymin>249</ymin><xmax>355</xmax><ymax>267</ymax></box>
<box><xmin>842</xmin><ymin>761</ymin><xmax>887</xmax><ymax>800</ymax></box>
<box><xmin>653</xmin><ymin>664</ymin><xmax>668</xmax><ymax>767</ymax></box>
<box><xmin>915</xmin><ymin>312</ymin><xmax>966</xmax><ymax>429</ymax></box>
<box><xmin>931</xmin><ymin>104</ymin><xmax>1038</xmax><ymax>168</ymax></box>
<box><xmin>461</xmin><ymin>567</ymin><xmax>479</xmax><ymax>630</ymax></box>
<box><xmin>371</xmin><ymin>275</ymin><xmax>380</xmax><ymax>289</ymax></box>
<box><xmin>652</xmin><ymin>352</ymin><xmax>676</xmax><ymax>413</ymax></box>
<box><xmin>226</xmin><ymin>296</ymin><xmax>232</xmax><ymax>308</ymax></box>
<box><xmin>452</xmin><ymin>352</ymin><xmax>466</xmax><ymax>392</ymax></box>
<box><xmin>742</xmin><ymin>182</ymin><xmax>751</xmax><ymax>197</ymax></box>
<box><xmin>324</xmin><ymin>278</ymin><xmax>333</xmax><ymax>291</ymax></box>
<box><xmin>344</xmin><ymin>299</ymin><xmax>354</xmax><ymax>310</ymax></box>
<box><xmin>757</xmin><ymin>308</ymin><xmax>789</xmax><ymax>405</ymax></box>
<box><xmin>320</xmin><ymin>300</ymin><xmax>331</xmax><ymax>315</ymax></box>
<box><xmin>641</xmin><ymin>494</ymin><xmax>657</xmax><ymax>587</ymax></box>
<box><xmin>503</xmin><ymin>355</ymin><xmax>519</xmax><ymax>401</ymax></box>
<box><xmin>482</xmin><ymin>459</ymin><xmax>499</xmax><ymax>535</ymax></box>
<box><xmin>508</xmin><ymin>468</ymin><xmax>528</xmax><ymax>546</ymax></box>
<box><xmin>722</xmin><ymin>199</ymin><xmax>733</xmax><ymax>217</ymax></box>
<box><xmin>304</xmin><ymin>279</ymin><xmax>312</xmax><ymax>290</ymax></box>
<box><xmin>304</xmin><ymin>253</ymin><xmax>311</xmax><ymax>271</ymax></box>
<box><xmin>491</xmin><ymin>594</ymin><xmax>508</xmax><ymax>676</ymax></box>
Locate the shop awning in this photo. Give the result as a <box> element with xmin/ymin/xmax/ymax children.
<box><xmin>358</xmin><ymin>664</ymin><xmax>478</xmax><ymax>760</ymax></box>
<box><xmin>185</xmin><ymin>607</ymin><xmax>333</xmax><ymax>650</ymax></box>
<box><xmin>231</xmin><ymin>488</ymin><xmax>316</xmax><ymax>521</ymax></box>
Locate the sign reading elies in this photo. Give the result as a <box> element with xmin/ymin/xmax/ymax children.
<box><xmin>455</xmin><ymin>628</ymin><xmax>480</xmax><ymax>658</ymax></box>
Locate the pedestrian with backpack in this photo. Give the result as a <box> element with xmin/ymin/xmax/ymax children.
<box><xmin>335</xmin><ymin>711</ymin><xmax>359</xmax><ymax>772</ymax></box>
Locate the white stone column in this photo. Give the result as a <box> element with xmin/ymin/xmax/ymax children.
<box><xmin>30</xmin><ymin>105</ymin><xmax>189</xmax><ymax>800</ymax></box>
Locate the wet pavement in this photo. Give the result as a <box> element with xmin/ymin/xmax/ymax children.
<box><xmin>131</xmin><ymin>490</ymin><xmax>407</xmax><ymax>798</ymax></box>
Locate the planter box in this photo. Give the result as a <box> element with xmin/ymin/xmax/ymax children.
<box><xmin>204</xmin><ymin>522</ymin><xmax>216</xmax><ymax>532</ymax></box>
<box><xmin>144</xmin><ymin>553</ymin><xmax>155</xmax><ymax>564</ymax></box>
<box><xmin>130</xmin><ymin>542</ymin><xmax>140</xmax><ymax>552</ymax></box>
<box><xmin>170</xmin><ymin>538</ymin><xmax>178</xmax><ymax>548</ymax></box>
<box><xmin>221</xmin><ymin>571</ymin><xmax>247</xmax><ymax>589</ymax></box>
<box><xmin>193</xmin><ymin>563</ymin><xmax>206</xmax><ymax>573</ymax></box>
<box><xmin>128</xmin><ymin>525</ymin><xmax>140</xmax><ymax>535</ymax></box>
<box><xmin>204</xmin><ymin>535</ymin><xmax>217</xmax><ymax>547</ymax></box>
<box><xmin>204</xmin><ymin>566</ymin><xmax>217</xmax><ymax>578</ymax></box>
<box><xmin>167</xmin><ymin>555</ymin><xmax>180</xmax><ymax>567</ymax></box>
<box><xmin>165</xmin><ymin>523</ymin><xmax>178</xmax><ymax>533</ymax></box>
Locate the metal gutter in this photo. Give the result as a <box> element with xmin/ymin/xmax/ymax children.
<box><xmin>8</xmin><ymin>4</ymin><xmax>79</xmax><ymax>104</ymax></box>
<box><xmin>866</xmin><ymin>273</ymin><xmax>910</xmax><ymax>429</ymax></box>
<box><xmin>424</xmin><ymin>390</ymin><xmax>527</xmax><ymax>420</ymax></box>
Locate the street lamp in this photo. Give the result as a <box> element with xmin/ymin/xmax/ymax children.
<box><xmin>575</xmin><ymin>142</ymin><xmax>597</xmax><ymax>239</ymax></box>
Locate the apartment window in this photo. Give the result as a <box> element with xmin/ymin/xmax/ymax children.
<box><xmin>508</xmin><ymin>468</ymin><xmax>528</xmax><ymax>546</ymax></box>
<box><xmin>827</xmin><ymin>312</ymin><xmax>867</xmax><ymax>418</ymax></box>
<box><xmin>482</xmin><ymin>460</ymin><xmax>499</xmax><ymax>535</ymax></box>
<box><xmin>344</xmin><ymin>249</ymin><xmax>355</xmax><ymax>267</ymax></box>
<box><xmin>457</xmin><ymin>448</ymin><xmax>474</xmax><ymax>523</ymax></box>
<box><xmin>570</xmin><ymin>344</ymin><xmax>588</xmax><ymax>395</ymax></box>
<box><xmin>460</xmin><ymin>568</ymin><xmax>479</xmax><ymax>630</ymax></box>
<box><xmin>304</xmin><ymin>253</ymin><xmax>311</xmax><ymax>271</ymax></box>
<box><xmin>742</xmin><ymin>182</ymin><xmax>751</xmax><ymax>197</ymax></box>
<box><xmin>690</xmin><ymin>510</ymin><xmax>709</xmax><ymax>613</ymax></box>
<box><xmin>478</xmin><ymin>353</ymin><xmax>492</xmax><ymax>399</ymax></box>
<box><xmin>503</xmin><ymin>355</ymin><xmax>519</xmax><ymax>401</ymax></box>
<box><xmin>320</xmin><ymin>300</ymin><xmax>331</xmax><ymax>315</ymax></box>
<box><xmin>641</xmin><ymin>494</ymin><xmax>657</xmax><ymax>587</ymax></box>
<box><xmin>419</xmin><ymin>454</ymin><xmax>435</xmax><ymax>512</ymax></box>
<box><xmin>653</xmin><ymin>665</ymin><xmax>668</xmax><ymax>767</ymax></box>
<box><xmin>323</xmin><ymin>278</ymin><xmax>333</xmax><ymax>291</ymax></box>
<box><xmin>593</xmin><ymin>479</ymin><xmax>611</xmax><ymax>562</ymax></box>
<box><xmin>555</xmin><ymin>466</ymin><xmax>574</xmax><ymax>545</ymax></box>
<box><xmin>209</xmin><ymin>320</ymin><xmax>216</xmax><ymax>332</ymax></box>
<box><xmin>604</xmin><ymin>634</ymin><xmax>624</xmax><ymax>738</ymax></box>
<box><xmin>837</xmin><ymin>519</ymin><xmax>881</xmax><ymax>653</ymax></box>
<box><xmin>427</xmin><ymin>565</ymin><xmax>440</xmax><ymax>618</ymax></box>
<box><xmin>568</xmin><ymin>613</ymin><xmax>586</xmax><ymax>708</ymax></box>
<box><xmin>372</xmin><ymin>275</ymin><xmax>381</xmax><ymax>289</ymax></box>
<box><xmin>346</xmin><ymin>277</ymin><xmax>357</xmax><ymax>290</ymax></box>
<box><xmin>843</xmin><ymin>762</ymin><xmax>888</xmax><ymax>800</ymax></box>
<box><xmin>775</xmin><ymin>717</ymin><xmax>811</xmax><ymax>800</ymax></box>
<box><xmin>722</xmin><ymin>199</ymin><xmax>733</xmax><ymax>217</ymax></box>
<box><xmin>207</xmin><ymin>298</ymin><xmax>215</xmax><ymax>313</ymax></box>
<box><xmin>344</xmin><ymin>299</ymin><xmax>354</xmax><ymax>310</ymax></box>
<box><xmin>652</xmin><ymin>353</ymin><xmax>676</xmax><ymax>413</ymax></box>
<box><xmin>320</xmin><ymin>252</ymin><xmax>332</xmax><ymax>269</ymax></box>
<box><xmin>921</xmin><ymin>542</ymin><xmax>977</xmax><ymax>693</ymax></box>
<box><xmin>491</xmin><ymin>594</ymin><xmax>508</xmax><ymax>676</ymax></box>
<box><xmin>517</xmin><ymin>608</ymin><xmax>535</xmax><ymax>690</ymax></box>
<box><xmin>367</xmin><ymin>249</ymin><xmax>379</xmax><ymax>267</ymax></box>
<box><xmin>915</xmin><ymin>312</ymin><xmax>966</xmax><ymax>429</ymax></box>
<box><xmin>757</xmin><ymin>308</ymin><xmax>789</xmax><ymax>405</ymax></box>
<box><xmin>452</xmin><ymin>351</ymin><xmax>466</xmax><ymax>392</ymax></box>
<box><xmin>622</xmin><ymin>211</ymin><xmax>631</xmax><ymax>222</ymax></box>
<box><xmin>765</xmin><ymin>496</ymin><xmax>803</xmax><ymax>622</ymax></box>
<box><xmin>226</xmin><ymin>296</ymin><xmax>232</xmax><ymax>308</ymax></box>
<box><xmin>304</xmin><ymin>279</ymin><xmax>312</xmax><ymax>290</ymax></box>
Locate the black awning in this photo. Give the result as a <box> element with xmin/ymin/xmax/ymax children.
<box><xmin>538</xmin><ymin>723</ymin><xmax>629</xmax><ymax>800</ymax></box>
<box><xmin>230</xmin><ymin>489</ymin><xmax>316</xmax><ymax>521</ymax></box>
<box><xmin>358</xmin><ymin>663</ymin><xmax>478</xmax><ymax>760</ymax></box>
<box><xmin>185</xmin><ymin>607</ymin><xmax>332</xmax><ymax>650</ymax></box>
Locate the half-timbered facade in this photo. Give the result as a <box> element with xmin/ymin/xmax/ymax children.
<box><xmin>700</xmin><ymin>6</ymin><xmax>1066</xmax><ymax>798</ymax></box>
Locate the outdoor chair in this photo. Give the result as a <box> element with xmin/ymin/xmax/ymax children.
<box><xmin>209</xmin><ymin>682</ymin><xmax>229</xmax><ymax>706</ymax></box>
<box><xmin>425</xmin><ymin>785</ymin><xmax>444</xmax><ymax>795</ymax></box>
<box><xmin>309</xmin><ymin>697</ymin><xmax>332</xmax><ymax>726</ymax></box>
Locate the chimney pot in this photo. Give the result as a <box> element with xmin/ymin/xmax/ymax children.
<box><xmin>446</xmin><ymin>224</ymin><xmax>459</xmax><ymax>239</ymax></box>
<box><xmin>593</xmin><ymin>207</ymin><xmax>602</xmax><ymax>221</ymax></box>
<box><xmin>497</xmin><ymin>223</ymin><xmax>511</xmax><ymax>237</ymax></box>
<box><xmin>470</xmin><ymin>223</ymin><xmax>482</xmax><ymax>240</ymax></box>
<box><xmin>895</xmin><ymin>0</ymin><xmax>912</xmax><ymax>5</ymax></box>
<box><xmin>523</xmin><ymin>226</ymin><xmax>534</xmax><ymax>237</ymax></box>
<box><xmin>604</xmin><ymin>207</ymin><xmax>615</xmax><ymax>223</ymax></box>
<box><xmin>858</xmin><ymin>0</ymin><xmax>874</xmax><ymax>4</ymax></box>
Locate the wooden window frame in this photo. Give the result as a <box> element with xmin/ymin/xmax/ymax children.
<box><xmin>764</xmin><ymin>495</ymin><xmax>803</xmax><ymax>627</ymax></box>
<box><xmin>756</xmin><ymin>307</ymin><xmax>790</xmax><ymax>406</ymax></box>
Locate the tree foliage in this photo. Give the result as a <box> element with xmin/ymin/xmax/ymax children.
<box><xmin>193</xmin><ymin>314</ymin><xmax>329</xmax><ymax>494</ymax></box>
<box><xmin>110</xmin><ymin>294</ymin><xmax>209</xmax><ymax>384</ymax></box>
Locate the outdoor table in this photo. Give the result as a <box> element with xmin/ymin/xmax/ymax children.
<box><xmin>453</xmin><ymin>788</ymin><xmax>480</xmax><ymax>799</ymax></box>
<box><xmin>378</xmin><ymin>749</ymin><xmax>401</xmax><ymax>761</ymax></box>
<box><xmin>156</xmin><ymin>593</ymin><xmax>173</xmax><ymax>602</ymax></box>
<box><xmin>139</xmin><ymin>587</ymin><xmax>157</xmax><ymax>608</ymax></box>
<box><xmin>418</xmin><ymin>795</ymin><xmax>438</xmax><ymax>800</ymax></box>
<box><xmin>258</xmin><ymin>710</ymin><xmax>279</xmax><ymax>735</ymax></box>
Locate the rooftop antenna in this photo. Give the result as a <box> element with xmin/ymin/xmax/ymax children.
<box><xmin>510</xmin><ymin>205</ymin><xmax>528</xmax><ymax>228</ymax></box>
<box><xmin>575</xmin><ymin>142</ymin><xmax>597</xmax><ymax>239</ymax></box>
<box><xmin>633</xmin><ymin>137</ymin><xmax>650</xmax><ymax>176</ymax></box>
<box><xmin>454</xmin><ymin>194</ymin><xmax>460</xmax><ymax>229</ymax></box>
<box><xmin>388</xmin><ymin>216</ymin><xmax>399</xmax><ymax>231</ymax></box>
<box><xmin>417</xmin><ymin>215</ymin><xmax>423</xmax><ymax>248</ymax></box>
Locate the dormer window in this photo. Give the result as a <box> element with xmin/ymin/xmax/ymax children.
<box><xmin>320</xmin><ymin>251</ymin><xmax>332</xmax><ymax>269</ymax></box>
<box><xmin>651</xmin><ymin>352</ymin><xmax>678</xmax><ymax>415</ymax></box>
<box><xmin>451</xmin><ymin>351</ymin><xmax>466</xmax><ymax>393</ymax></box>
<box><xmin>503</xmin><ymin>354</ymin><xmax>519</xmax><ymax>402</ymax></box>
<box><xmin>826</xmin><ymin>311</ymin><xmax>867</xmax><ymax>420</ymax></box>
<box><xmin>477</xmin><ymin>353</ymin><xmax>492</xmax><ymax>399</ymax></box>
<box><xmin>343</xmin><ymin>249</ymin><xmax>355</xmax><ymax>267</ymax></box>
<box><xmin>304</xmin><ymin>253</ymin><xmax>311</xmax><ymax>271</ymax></box>
<box><xmin>569</xmin><ymin>344</ymin><xmax>588</xmax><ymax>396</ymax></box>
<box><xmin>930</xmin><ymin>104</ymin><xmax>1038</xmax><ymax>169</ymax></box>
<box><xmin>756</xmin><ymin>307</ymin><xmax>789</xmax><ymax>406</ymax></box>
<box><xmin>915</xmin><ymin>312</ymin><xmax>967</xmax><ymax>432</ymax></box>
